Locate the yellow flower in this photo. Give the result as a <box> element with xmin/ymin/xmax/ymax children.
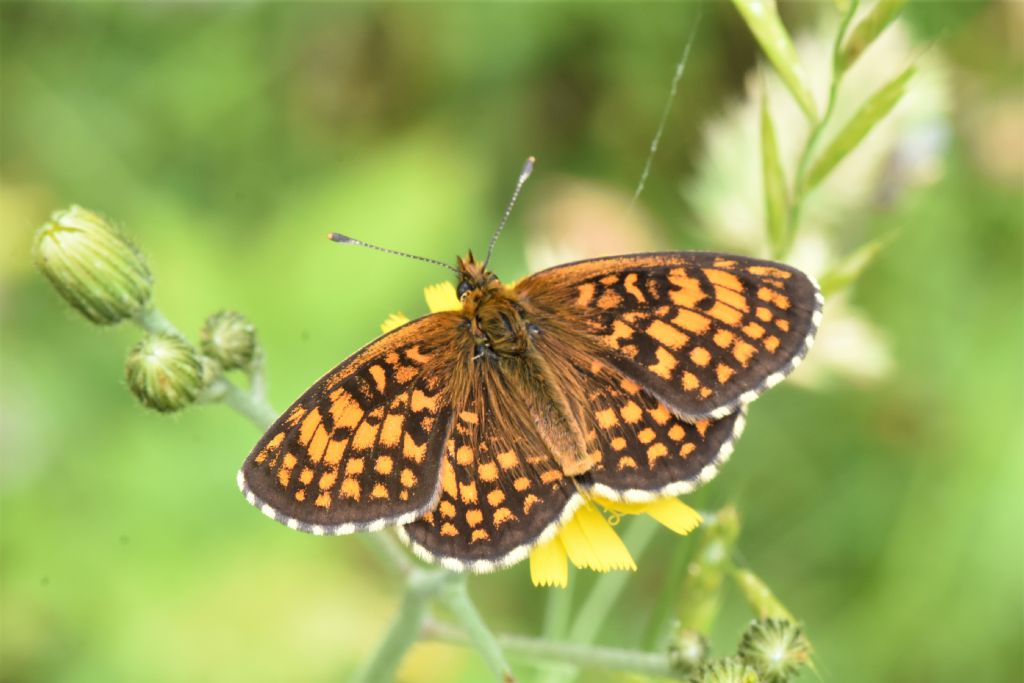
<box><xmin>387</xmin><ymin>283</ymin><xmax>703</xmax><ymax>587</ymax></box>
<box><xmin>529</xmin><ymin>497</ymin><xmax>702</xmax><ymax>588</ymax></box>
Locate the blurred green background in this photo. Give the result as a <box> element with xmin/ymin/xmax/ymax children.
<box><xmin>1</xmin><ymin>2</ymin><xmax>1021</xmax><ymax>682</ymax></box>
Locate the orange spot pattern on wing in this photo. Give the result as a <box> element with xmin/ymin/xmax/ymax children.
<box><xmin>242</xmin><ymin>316</ymin><xmax>456</xmax><ymax>531</ymax></box>
<box><xmin>520</xmin><ymin>254</ymin><xmax>816</xmax><ymax>418</ymax></box>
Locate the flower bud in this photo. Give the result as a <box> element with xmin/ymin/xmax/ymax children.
<box><xmin>125</xmin><ymin>333</ymin><xmax>203</xmax><ymax>412</ymax></box>
<box><xmin>33</xmin><ymin>205</ymin><xmax>152</xmax><ymax>325</ymax></box>
<box><xmin>200</xmin><ymin>310</ymin><xmax>257</xmax><ymax>370</ymax></box>
<box><xmin>737</xmin><ymin>619</ymin><xmax>810</xmax><ymax>683</ymax></box>
<box><xmin>197</xmin><ymin>354</ymin><xmax>223</xmax><ymax>391</ymax></box>
<box><xmin>669</xmin><ymin>627</ymin><xmax>709</xmax><ymax>673</ymax></box>
<box><xmin>691</xmin><ymin>656</ymin><xmax>760</xmax><ymax>683</ymax></box>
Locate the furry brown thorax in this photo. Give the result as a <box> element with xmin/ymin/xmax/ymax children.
<box><xmin>455</xmin><ymin>251</ymin><xmax>593</xmax><ymax>475</ymax></box>
<box><xmin>457</xmin><ymin>252</ymin><xmax>534</xmax><ymax>357</ymax></box>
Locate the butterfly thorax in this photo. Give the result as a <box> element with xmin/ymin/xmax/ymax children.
<box><xmin>457</xmin><ymin>253</ymin><xmax>532</xmax><ymax>356</ymax></box>
<box><xmin>455</xmin><ymin>252</ymin><xmax>594</xmax><ymax>476</ymax></box>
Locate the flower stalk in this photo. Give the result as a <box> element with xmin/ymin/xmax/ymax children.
<box><xmin>424</xmin><ymin>619</ymin><xmax>689</xmax><ymax>680</ymax></box>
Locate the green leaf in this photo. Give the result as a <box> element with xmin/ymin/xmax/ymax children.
<box><xmin>732</xmin><ymin>569</ymin><xmax>798</xmax><ymax>622</ymax></box>
<box><xmin>818</xmin><ymin>233</ymin><xmax>894</xmax><ymax>296</ymax></box>
<box><xmin>730</xmin><ymin>0</ymin><xmax>819</xmax><ymax>122</ymax></box>
<box><xmin>833</xmin><ymin>0</ymin><xmax>852</xmax><ymax>12</ymax></box>
<box><xmin>760</xmin><ymin>96</ymin><xmax>790</xmax><ymax>258</ymax></box>
<box><xmin>804</xmin><ymin>65</ymin><xmax>915</xmax><ymax>191</ymax></box>
<box><xmin>677</xmin><ymin>507</ymin><xmax>740</xmax><ymax>633</ymax></box>
<box><xmin>838</xmin><ymin>0</ymin><xmax>908</xmax><ymax>72</ymax></box>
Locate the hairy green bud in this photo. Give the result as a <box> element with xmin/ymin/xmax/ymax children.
<box><xmin>197</xmin><ymin>354</ymin><xmax>223</xmax><ymax>391</ymax></box>
<box><xmin>200</xmin><ymin>310</ymin><xmax>257</xmax><ymax>370</ymax></box>
<box><xmin>33</xmin><ymin>205</ymin><xmax>152</xmax><ymax>325</ymax></box>
<box><xmin>669</xmin><ymin>627</ymin><xmax>709</xmax><ymax>673</ymax></box>
<box><xmin>691</xmin><ymin>656</ymin><xmax>760</xmax><ymax>683</ymax></box>
<box><xmin>126</xmin><ymin>333</ymin><xmax>202</xmax><ymax>412</ymax></box>
<box><xmin>737</xmin><ymin>619</ymin><xmax>811</xmax><ymax>683</ymax></box>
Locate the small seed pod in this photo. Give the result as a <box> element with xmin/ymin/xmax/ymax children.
<box><xmin>737</xmin><ymin>619</ymin><xmax>810</xmax><ymax>683</ymax></box>
<box><xmin>126</xmin><ymin>333</ymin><xmax>203</xmax><ymax>412</ymax></box>
<box><xmin>691</xmin><ymin>656</ymin><xmax>760</xmax><ymax>683</ymax></box>
<box><xmin>669</xmin><ymin>627</ymin><xmax>709</xmax><ymax>673</ymax></box>
<box><xmin>33</xmin><ymin>205</ymin><xmax>152</xmax><ymax>325</ymax></box>
<box><xmin>200</xmin><ymin>310</ymin><xmax>256</xmax><ymax>370</ymax></box>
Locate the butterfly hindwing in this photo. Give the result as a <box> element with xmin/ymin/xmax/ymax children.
<box><xmin>239</xmin><ymin>314</ymin><xmax>464</xmax><ymax>534</ymax></box>
<box><xmin>517</xmin><ymin>252</ymin><xmax>823</xmax><ymax>420</ymax></box>
<box><xmin>571</xmin><ymin>359</ymin><xmax>746</xmax><ymax>500</ymax></box>
<box><xmin>398</xmin><ymin>375</ymin><xmax>581</xmax><ymax>571</ymax></box>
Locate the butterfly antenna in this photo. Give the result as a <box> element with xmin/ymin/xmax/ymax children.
<box><xmin>629</xmin><ymin>12</ymin><xmax>700</xmax><ymax>211</ymax></box>
<box><xmin>327</xmin><ymin>233</ymin><xmax>458</xmax><ymax>273</ymax></box>
<box><xmin>483</xmin><ymin>156</ymin><xmax>535</xmax><ymax>270</ymax></box>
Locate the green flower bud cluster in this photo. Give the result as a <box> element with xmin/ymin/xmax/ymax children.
<box><xmin>124</xmin><ymin>310</ymin><xmax>258</xmax><ymax>413</ymax></box>
<box><xmin>33</xmin><ymin>205</ymin><xmax>152</xmax><ymax>325</ymax></box>
<box><xmin>682</xmin><ymin>619</ymin><xmax>810</xmax><ymax>683</ymax></box>
<box><xmin>34</xmin><ymin>205</ymin><xmax>262</xmax><ymax>415</ymax></box>
<box><xmin>668</xmin><ymin>509</ymin><xmax>811</xmax><ymax>683</ymax></box>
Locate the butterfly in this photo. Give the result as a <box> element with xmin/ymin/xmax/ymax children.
<box><xmin>238</xmin><ymin>160</ymin><xmax>823</xmax><ymax>573</ymax></box>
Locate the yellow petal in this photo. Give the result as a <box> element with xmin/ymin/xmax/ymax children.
<box><xmin>529</xmin><ymin>535</ymin><xmax>568</xmax><ymax>588</ymax></box>
<box><xmin>380</xmin><ymin>312</ymin><xmax>410</xmax><ymax>334</ymax></box>
<box><xmin>644</xmin><ymin>498</ymin><xmax>702</xmax><ymax>535</ymax></box>
<box><xmin>558</xmin><ymin>512</ymin><xmax>600</xmax><ymax>570</ymax></box>
<box><xmin>602</xmin><ymin>497</ymin><xmax>703</xmax><ymax>536</ymax></box>
<box><xmin>594</xmin><ymin>497</ymin><xmax>649</xmax><ymax>515</ymax></box>
<box><xmin>423</xmin><ymin>281</ymin><xmax>461</xmax><ymax>313</ymax></box>
<box><xmin>559</xmin><ymin>504</ymin><xmax>636</xmax><ymax>572</ymax></box>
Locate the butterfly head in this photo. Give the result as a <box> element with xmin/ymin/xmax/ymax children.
<box><xmin>456</xmin><ymin>251</ymin><xmax>500</xmax><ymax>301</ymax></box>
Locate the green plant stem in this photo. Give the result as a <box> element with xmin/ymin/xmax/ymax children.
<box><xmin>134</xmin><ymin>305</ymin><xmax>184</xmax><ymax>337</ymax></box>
<box><xmin>537</xmin><ymin>576</ymin><xmax>576</xmax><ymax>683</ymax></box>
<box><xmin>350</xmin><ymin>569</ymin><xmax>453</xmax><ymax>683</ymax></box>
<box><xmin>424</xmin><ymin>620</ymin><xmax>685</xmax><ymax>680</ymax></box>
<box><xmin>785</xmin><ymin>0</ymin><xmax>859</xmax><ymax>254</ymax></box>
<box><xmin>542</xmin><ymin>572</ymin><xmax>574</xmax><ymax>639</ymax></box>
<box><xmin>568</xmin><ymin>517</ymin><xmax>660</xmax><ymax>644</ymax></box>
<box><xmin>361</xmin><ymin>530</ymin><xmax>415</xmax><ymax>578</ymax></box>
<box><xmin>247</xmin><ymin>346</ymin><xmax>268</xmax><ymax>403</ymax></box>
<box><xmin>439</xmin><ymin>577</ymin><xmax>516</xmax><ymax>682</ymax></box>
<box><xmin>207</xmin><ymin>376</ymin><xmax>279</xmax><ymax>429</ymax></box>
<box><xmin>538</xmin><ymin>517</ymin><xmax>661</xmax><ymax>683</ymax></box>
<box><xmin>642</xmin><ymin>532</ymin><xmax>695</xmax><ymax>649</ymax></box>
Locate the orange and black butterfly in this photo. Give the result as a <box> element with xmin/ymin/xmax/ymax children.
<box><xmin>238</xmin><ymin>159</ymin><xmax>822</xmax><ymax>572</ymax></box>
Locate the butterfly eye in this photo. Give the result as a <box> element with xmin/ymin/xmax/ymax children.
<box><xmin>457</xmin><ymin>281</ymin><xmax>471</xmax><ymax>299</ymax></box>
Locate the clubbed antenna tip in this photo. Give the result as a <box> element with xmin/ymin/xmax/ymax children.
<box><xmin>326</xmin><ymin>231</ymin><xmax>457</xmax><ymax>273</ymax></box>
<box><xmin>520</xmin><ymin>156</ymin><xmax>536</xmax><ymax>181</ymax></box>
<box><xmin>484</xmin><ymin>156</ymin><xmax>537</xmax><ymax>269</ymax></box>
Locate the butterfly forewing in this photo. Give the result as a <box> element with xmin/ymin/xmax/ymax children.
<box><xmin>517</xmin><ymin>252</ymin><xmax>823</xmax><ymax>421</ymax></box>
<box><xmin>239</xmin><ymin>314</ymin><xmax>464</xmax><ymax>534</ymax></box>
